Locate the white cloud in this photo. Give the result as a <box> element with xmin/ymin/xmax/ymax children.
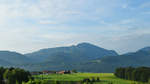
<box><xmin>0</xmin><ymin>0</ymin><xmax>120</xmax><ymax>24</ymax></box>
<box><xmin>122</xmin><ymin>4</ymin><xmax>128</xmax><ymax>8</ymax></box>
<box><xmin>120</xmin><ymin>19</ymin><xmax>135</xmax><ymax>24</ymax></box>
<box><xmin>39</xmin><ymin>20</ymin><xmax>59</xmax><ymax>25</ymax></box>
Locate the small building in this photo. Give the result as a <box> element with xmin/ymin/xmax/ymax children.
<box><xmin>57</xmin><ymin>70</ymin><xmax>72</xmax><ymax>74</ymax></box>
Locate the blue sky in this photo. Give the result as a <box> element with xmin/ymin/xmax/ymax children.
<box><xmin>0</xmin><ymin>0</ymin><xmax>150</xmax><ymax>54</ymax></box>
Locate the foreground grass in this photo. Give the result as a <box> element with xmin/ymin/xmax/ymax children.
<box><xmin>34</xmin><ymin>73</ymin><xmax>145</xmax><ymax>84</ymax></box>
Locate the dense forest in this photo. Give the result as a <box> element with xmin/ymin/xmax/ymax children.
<box><xmin>0</xmin><ymin>67</ymin><xmax>31</xmax><ymax>84</ymax></box>
<box><xmin>115</xmin><ymin>67</ymin><xmax>150</xmax><ymax>82</ymax></box>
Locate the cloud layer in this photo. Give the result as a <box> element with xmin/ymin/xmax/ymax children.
<box><xmin>0</xmin><ymin>0</ymin><xmax>150</xmax><ymax>54</ymax></box>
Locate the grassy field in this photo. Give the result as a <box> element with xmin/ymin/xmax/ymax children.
<box><xmin>34</xmin><ymin>73</ymin><xmax>145</xmax><ymax>84</ymax></box>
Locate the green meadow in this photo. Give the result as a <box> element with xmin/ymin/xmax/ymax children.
<box><xmin>33</xmin><ymin>73</ymin><xmax>146</xmax><ymax>84</ymax></box>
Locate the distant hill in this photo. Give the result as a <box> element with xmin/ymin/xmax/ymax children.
<box><xmin>0</xmin><ymin>51</ymin><xmax>31</xmax><ymax>65</ymax></box>
<box><xmin>74</xmin><ymin>47</ymin><xmax>150</xmax><ymax>72</ymax></box>
<box><xmin>25</xmin><ymin>43</ymin><xmax>118</xmax><ymax>63</ymax></box>
<box><xmin>138</xmin><ymin>47</ymin><xmax>150</xmax><ymax>52</ymax></box>
<box><xmin>0</xmin><ymin>59</ymin><xmax>11</xmax><ymax>66</ymax></box>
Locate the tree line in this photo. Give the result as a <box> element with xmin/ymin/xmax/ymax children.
<box><xmin>115</xmin><ymin>67</ymin><xmax>150</xmax><ymax>82</ymax></box>
<box><xmin>0</xmin><ymin>67</ymin><xmax>32</xmax><ymax>84</ymax></box>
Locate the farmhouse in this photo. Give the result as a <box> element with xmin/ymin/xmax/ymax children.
<box><xmin>57</xmin><ymin>70</ymin><xmax>72</xmax><ymax>74</ymax></box>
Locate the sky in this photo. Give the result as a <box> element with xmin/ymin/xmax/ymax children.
<box><xmin>0</xmin><ymin>0</ymin><xmax>150</xmax><ymax>54</ymax></box>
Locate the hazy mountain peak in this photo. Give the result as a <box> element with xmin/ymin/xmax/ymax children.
<box><xmin>25</xmin><ymin>42</ymin><xmax>118</xmax><ymax>62</ymax></box>
<box><xmin>0</xmin><ymin>51</ymin><xmax>22</xmax><ymax>56</ymax></box>
<box><xmin>77</xmin><ymin>42</ymin><xmax>95</xmax><ymax>46</ymax></box>
<box><xmin>77</xmin><ymin>42</ymin><xmax>103</xmax><ymax>49</ymax></box>
<box><xmin>138</xmin><ymin>47</ymin><xmax>150</xmax><ymax>52</ymax></box>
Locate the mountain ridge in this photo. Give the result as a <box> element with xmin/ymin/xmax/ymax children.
<box><xmin>0</xmin><ymin>51</ymin><xmax>32</xmax><ymax>65</ymax></box>
<box><xmin>25</xmin><ymin>42</ymin><xmax>118</xmax><ymax>63</ymax></box>
<box><xmin>0</xmin><ymin>42</ymin><xmax>150</xmax><ymax>72</ymax></box>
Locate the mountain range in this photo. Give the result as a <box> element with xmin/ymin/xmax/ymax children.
<box><xmin>0</xmin><ymin>42</ymin><xmax>150</xmax><ymax>72</ymax></box>
<box><xmin>25</xmin><ymin>43</ymin><xmax>118</xmax><ymax>63</ymax></box>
